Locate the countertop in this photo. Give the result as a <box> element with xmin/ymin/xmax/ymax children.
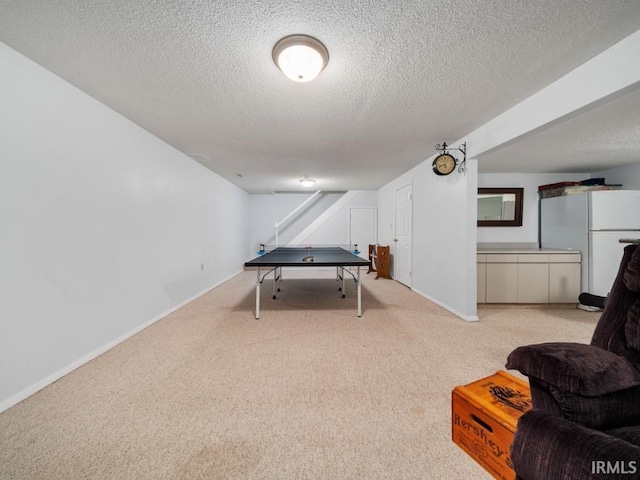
<box><xmin>477</xmin><ymin>248</ymin><xmax>580</xmax><ymax>254</ymax></box>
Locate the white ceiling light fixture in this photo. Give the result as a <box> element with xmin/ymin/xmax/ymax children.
<box><xmin>299</xmin><ymin>178</ymin><xmax>316</xmax><ymax>187</ymax></box>
<box><xmin>273</xmin><ymin>35</ymin><xmax>329</xmax><ymax>82</ymax></box>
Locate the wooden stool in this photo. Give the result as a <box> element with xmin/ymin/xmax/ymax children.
<box><xmin>368</xmin><ymin>244</ymin><xmax>391</xmax><ymax>279</ymax></box>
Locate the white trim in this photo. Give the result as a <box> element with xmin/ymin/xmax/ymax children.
<box><xmin>411</xmin><ymin>287</ymin><xmax>480</xmax><ymax>322</ymax></box>
<box><xmin>0</xmin><ymin>269</ymin><xmax>243</xmax><ymax>414</ymax></box>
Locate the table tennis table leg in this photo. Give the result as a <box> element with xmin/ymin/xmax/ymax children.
<box><xmin>357</xmin><ymin>266</ymin><xmax>362</xmax><ymax>317</ymax></box>
<box><xmin>273</xmin><ymin>267</ymin><xmax>277</xmax><ymax>299</ymax></box>
<box><xmin>255</xmin><ymin>267</ymin><xmax>261</xmax><ymax>319</ymax></box>
<box><xmin>271</xmin><ymin>267</ymin><xmax>283</xmax><ymax>299</ymax></box>
<box><xmin>341</xmin><ymin>267</ymin><xmax>346</xmax><ymax>298</ymax></box>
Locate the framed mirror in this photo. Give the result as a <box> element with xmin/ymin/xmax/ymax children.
<box><xmin>477</xmin><ymin>188</ymin><xmax>523</xmax><ymax>227</ymax></box>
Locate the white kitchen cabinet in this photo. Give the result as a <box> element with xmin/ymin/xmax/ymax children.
<box><xmin>478</xmin><ymin>250</ymin><xmax>581</xmax><ymax>304</ymax></box>
<box><xmin>549</xmin><ymin>254</ymin><xmax>582</xmax><ymax>303</ymax></box>
<box><xmin>485</xmin><ymin>254</ymin><xmax>518</xmax><ymax>303</ymax></box>
<box><xmin>517</xmin><ymin>254</ymin><xmax>549</xmax><ymax>303</ymax></box>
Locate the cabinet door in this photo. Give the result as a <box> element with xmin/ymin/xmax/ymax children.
<box><xmin>477</xmin><ymin>262</ymin><xmax>486</xmax><ymax>303</ymax></box>
<box><xmin>486</xmin><ymin>263</ymin><xmax>518</xmax><ymax>303</ymax></box>
<box><xmin>549</xmin><ymin>263</ymin><xmax>581</xmax><ymax>303</ymax></box>
<box><xmin>517</xmin><ymin>264</ymin><xmax>549</xmax><ymax>303</ymax></box>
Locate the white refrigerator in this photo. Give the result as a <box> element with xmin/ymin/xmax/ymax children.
<box><xmin>540</xmin><ymin>190</ymin><xmax>640</xmax><ymax>297</ymax></box>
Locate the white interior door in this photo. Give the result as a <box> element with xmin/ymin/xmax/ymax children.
<box><xmin>394</xmin><ymin>184</ymin><xmax>412</xmax><ymax>287</ymax></box>
<box><xmin>350</xmin><ymin>208</ymin><xmax>376</xmax><ymax>259</ymax></box>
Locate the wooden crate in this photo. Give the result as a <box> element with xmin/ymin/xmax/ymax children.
<box><xmin>452</xmin><ymin>370</ymin><xmax>532</xmax><ymax>480</ymax></box>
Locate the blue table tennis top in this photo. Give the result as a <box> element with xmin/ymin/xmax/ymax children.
<box><xmin>244</xmin><ymin>247</ymin><xmax>371</xmax><ymax>268</ymax></box>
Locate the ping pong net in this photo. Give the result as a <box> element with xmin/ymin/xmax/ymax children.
<box><xmin>256</xmin><ymin>244</ymin><xmax>361</xmax><ymax>255</ymax></box>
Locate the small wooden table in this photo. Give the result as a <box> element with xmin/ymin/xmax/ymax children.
<box><xmin>452</xmin><ymin>370</ymin><xmax>532</xmax><ymax>480</ymax></box>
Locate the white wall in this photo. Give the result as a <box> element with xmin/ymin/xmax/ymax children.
<box><xmin>303</xmin><ymin>191</ymin><xmax>377</xmax><ymax>245</ymax></box>
<box><xmin>377</xmin><ymin>163</ymin><xmax>638</xmax><ymax>321</ymax></box>
<box><xmin>247</xmin><ymin>191</ymin><xmax>377</xmax><ymax>254</ymax></box>
<box><xmin>591</xmin><ymin>162</ymin><xmax>640</xmax><ymax>190</ymax></box>
<box><xmin>478</xmin><ymin>168</ymin><xmax>640</xmax><ymax>244</ymax></box>
<box><xmin>0</xmin><ymin>43</ymin><xmax>249</xmax><ymax>411</ymax></box>
<box><xmin>374</xmin><ymin>33</ymin><xmax>640</xmax><ymax>322</ymax></box>
<box><xmin>377</xmin><ymin>158</ymin><xmax>478</xmax><ymax>321</ymax></box>
<box><xmin>477</xmin><ymin>173</ymin><xmax>587</xmax><ymax>244</ymax></box>
<box><xmin>248</xmin><ymin>192</ymin><xmax>342</xmax><ymax>251</ymax></box>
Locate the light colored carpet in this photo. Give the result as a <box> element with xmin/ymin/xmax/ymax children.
<box><xmin>0</xmin><ymin>269</ymin><xmax>598</xmax><ymax>479</ymax></box>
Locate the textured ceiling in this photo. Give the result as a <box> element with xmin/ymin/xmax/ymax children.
<box><xmin>1</xmin><ymin>0</ymin><xmax>640</xmax><ymax>192</ymax></box>
<box><xmin>478</xmin><ymin>85</ymin><xmax>640</xmax><ymax>174</ymax></box>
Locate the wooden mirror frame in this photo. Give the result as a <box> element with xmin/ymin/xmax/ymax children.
<box><xmin>477</xmin><ymin>188</ymin><xmax>524</xmax><ymax>227</ymax></box>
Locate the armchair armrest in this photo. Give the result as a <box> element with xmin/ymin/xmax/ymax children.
<box><xmin>507</xmin><ymin>343</ymin><xmax>640</xmax><ymax>429</ymax></box>
<box><xmin>512</xmin><ymin>410</ymin><xmax>640</xmax><ymax>480</ymax></box>
<box><xmin>506</xmin><ymin>342</ymin><xmax>640</xmax><ymax>396</ymax></box>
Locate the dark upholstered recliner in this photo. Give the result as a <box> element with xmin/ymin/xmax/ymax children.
<box><xmin>506</xmin><ymin>244</ymin><xmax>640</xmax><ymax>480</ymax></box>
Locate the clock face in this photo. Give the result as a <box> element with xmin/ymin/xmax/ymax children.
<box><xmin>433</xmin><ymin>153</ymin><xmax>456</xmax><ymax>176</ymax></box>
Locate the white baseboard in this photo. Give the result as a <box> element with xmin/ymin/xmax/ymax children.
<box><xmin>411</xmin><ymin>287</ymin><xmax>479</xmax><ymax>322</ymax></box>
<box><xmin>0</xmin><ymin>270</ymin><xmax>242</xmax><ymax>414</ymax></box>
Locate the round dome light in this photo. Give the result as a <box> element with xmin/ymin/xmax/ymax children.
<box><xmin>273</xmin><ymin>35</ymin><xmax>329</xmax><ymax>82</ymax></box>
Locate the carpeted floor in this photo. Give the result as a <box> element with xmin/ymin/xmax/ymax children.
<box><xmin>0</xmin><ymin>269</ymin><xmax>598</xmax><ymax>479</ymax></box>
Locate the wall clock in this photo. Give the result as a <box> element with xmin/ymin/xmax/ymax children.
<box><xmin>432</xmin><ymin>153</ymin><xmax>457</xmax><ymax>176</ymax></box>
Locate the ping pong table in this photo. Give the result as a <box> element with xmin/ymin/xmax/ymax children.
<box><xmin>244</xmin><ymin>245</ymin><xmax>371</xmax><ymax>319</ymax></box>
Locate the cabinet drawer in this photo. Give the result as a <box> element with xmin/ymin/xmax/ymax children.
<box><xmin>477</xmin><ymin>254</ymin><xmax>487</xmax><ymax>263</ymax></box>
<box><xmin>549</xmin><ymin>254</ymin><xmax>581</xmax><ymax>263</ymax></box>
<box><xmin>518</xmin><ymin>254</ymin><xmax>549</xmax><ymax>263</ymax></box>
<box><xmin>486</xmin><ymin>254</ymin><xmax>518</xmax><ymax>263</ymax></box>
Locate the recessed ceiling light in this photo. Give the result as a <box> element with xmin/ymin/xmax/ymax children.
<box><xmin>299</xmin><ymin>178</ymin><xmax>316</xmax><ymax>187</ymax></box>
<box><xmin>273</xmin><ymin>35</ymin><xmax>329</xmax><ymax>82</ymax></box>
